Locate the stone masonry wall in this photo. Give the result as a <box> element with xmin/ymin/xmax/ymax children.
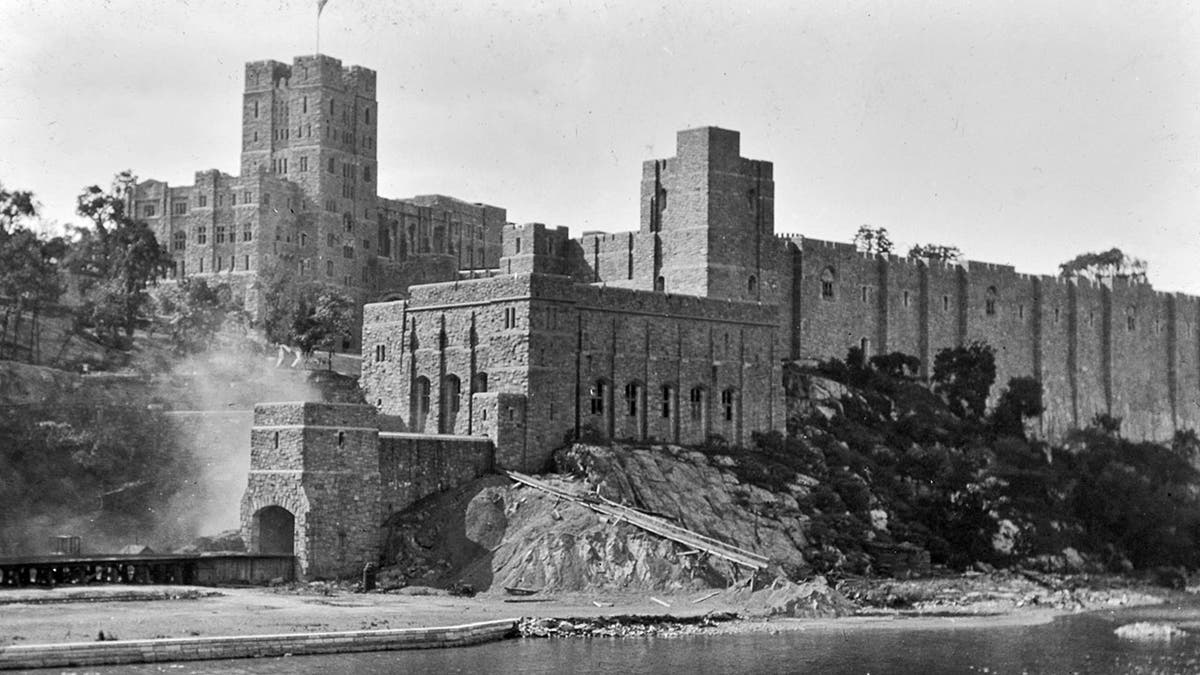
<box><xmin>377</xmin><ymin>433</ymin><xmax>493</xmax><ymax>517</ymax></box>
<box><xmin>795</xmin><ymin>239</ymin><xmax>1200</xmax><ymax>441</ymax></box>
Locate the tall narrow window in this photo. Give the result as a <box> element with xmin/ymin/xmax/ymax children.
<box><xmin>624</xmin><ymin>382</ymin><xmax>640</xmax><ymax>417</ymax></box>
<box><xmin>721</xmin><ymin>389</ymin><xmax>736</xmax><ymax>422</ymax></box>
<box><xmin>412</xmin><ymin>377</ymin><xmax>431</xmax><ymax>433</ymax></box>
<box><xmin>590</xmin><ymin>380</ymin><xmax>608</xmax><ymax>415</ymax></box>
<box><xmin>661</xmin><ymin>385</ymin><xmax>673</xmax><ymax>418</ymax></box>
<box><xmin>689</xmin><ymin>387</ymin><xmax>705</xmax><ymax>421</ymax></box>
<box><xmin>985</xmin><ymin>286</ymin><xmax>998</xmax><ymax>316</ymax></box>
<box><xmin>820</xmin><ymin>268</ymin><xmax>835</xmax><ymax>300</ymax></box>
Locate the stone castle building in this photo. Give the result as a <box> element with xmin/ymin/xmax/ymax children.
<box><xmin>129</xmin><ymin>55</ymin><xmax>506</xmax><ymax>346</ymax></box>
<box><xmin>359</xmin><ymin>124</ymin><xmax>1200</xmax><ymax>472</ymax></box>
<box><xmin>233</xmin><ymin>55</ymin><xmax>1200</xmax><ymax>577</ymax></box>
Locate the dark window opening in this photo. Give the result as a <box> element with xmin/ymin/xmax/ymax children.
<box><xmin>820</xmin><ymin>268</ymin><xmax>835</xmax><ymax>300</ymax></box>
<box><xmin>590</xmin><ymin>380</ymin><xmax>608</xmax><ymax>415</ymax></box>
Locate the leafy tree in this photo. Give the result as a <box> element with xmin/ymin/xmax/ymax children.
<box><xmin>1089</xmin><ymin>412</ymin><xmax>1123</xmax><ymax>437</ymax></box>
<box><xmin>869</xmin><ymin>351</ymin><xmax>921</xmax><ymax>380</ymax></box>
<box><xmin>931</xmin><ymin>342</ymin><xmax>996</xmax><ymax>419</ymax></box>
<box><xmin>71</xmin><ymin>171</ymin><xmax>173</xmax><ymax>342</ymax></box>
<box><xmin>0</xmin><ymin>183</ymin><xmax>67</xmax><ymax>361</ymax></box>
<box><xmin>152</xmin><ymin>279</ymin><xmax>244</xmax><ymax>355</ymax></box>
<box><xmin>257</xmin><ymin>258</ymin><xmax>354</xmax><ymax>368</ymax></box>
<box><xmin>853</xmin><ymin>225</ymin><xmax>893</xmax><ymax>255</ymax></box>
<box><xmin>990</xmin><ymin>376</ymin><xmax>1044</xmax><ymax>439</ymax></box>
<box><xmin>1172</xmin><ymin>429</ymin><xmax>1200</xmax><ymax>463</ymax></box>
<box><xmin>0</xmin><ymin>183</ymin><xmax>37</xmax><ymax>230</ymax></box>
<box><xmin>292</xmin><ymin>286</ymin><xmax>355</xmax><ymax>367</ymax></box>
<box><xmin>907</xmin><ymin>243</ymin><xmax>962</xmax><ymax>263</ymax></box>
<box><xmin>1058</xmin><ymin>248</ymin><xmax>1147</xmax><ymax>283</ymax></box>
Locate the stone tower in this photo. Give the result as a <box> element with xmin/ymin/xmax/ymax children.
<box><xmin>241</xmin><ymin>55</ymin><xmax>380</xmax><ymax>293</ymax></box>
<box><xmin>241</xmin><ymin>402</ymin><xmax>381</xmax><ymax>579</ymax></box>
<box><xmin>640</xmin><ymin>127</ymin><xmax>776</xmax><ymax>302</ymax></box>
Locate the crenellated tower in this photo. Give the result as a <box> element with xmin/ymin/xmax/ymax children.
<box><xmin>640</xmin><ymin>127</ymin><xmax>775</xmax><ymax>302</ymax></box>
<box><xmin>241</xmin><ymin>55</ymin><xmax>380</xmax><ymax>292</ymax></box>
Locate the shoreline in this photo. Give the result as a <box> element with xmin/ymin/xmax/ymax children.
<box><xmin>0</xmin><ymin>573</ymin><xmax>1178</xmax><ymax>667</ymax></box>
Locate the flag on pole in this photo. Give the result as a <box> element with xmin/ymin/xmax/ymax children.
<box><xmin>317</xmin><ymin>0</ymin><xmax>330</xmax><ymax>17</ymax></box>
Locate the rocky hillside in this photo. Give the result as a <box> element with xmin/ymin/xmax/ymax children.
<box><xmin>382</xmin><ymin>354</ymin><xmax>1200</xmax><ymax>593</ymax></box>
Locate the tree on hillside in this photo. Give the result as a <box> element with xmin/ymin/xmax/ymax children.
<box><xmin>1058</xmin><ymin>248</ymin><xmax>1147</xmax><ymax>284</ymax></box>
<box><xmin>932</xmin><ymin>341</ymin><xmax>996</xmax><ymax>420</ymax></box>
<box><xmin>293</xmin><ymin>287</ymin><xmax>355</xmax><ymax>368</ymax></box>
<box><xmin>853</xmin><ymin>225</ymin><xmax>893</xmax><ymax>255</ymax></box>
<box><xmin>71</xmin><ymin>171</ymin><xmax>173</xmax><ymax>343</ymax></box>
<box><xmin>257</xmin><ymin>259</ymin><xmax>354</xmax><ymax>368</ymax></box>
<box><xmin>908</xmin><ymin>243</ymin><xmax>962</xmax><ymax>263</ymax></box>
<box><xmin>0</xmin><ymin>183</ymin><xmax>36</xmax><ymax>230</ymax></box>
<box><xmin>990</xmin><ymin>376</ymin><xmax>1045</xmax><ymax>439</ymax></box>
<box><xmin>152</xmin><ymin>279</ymin><xmax>245</xmax><ymax>356</ymax></box>
<box><xmin>0</xmin><ymin>182</ymin><xmax>67</xmax><ymax>362</ymax></box>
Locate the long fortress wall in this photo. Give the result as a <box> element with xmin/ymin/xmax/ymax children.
<box><xmin>795</xmin><ymin>238</ymin><xmax>1200</xmax><ymax>440</ymax></box>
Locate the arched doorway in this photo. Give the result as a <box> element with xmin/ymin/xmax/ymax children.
<box><xmin>255</xmin><ymin>506</ymin><xmax>295</xmax><ymax>555</ymax></box>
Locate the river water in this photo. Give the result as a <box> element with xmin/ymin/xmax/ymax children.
<box><xmin>81</xmin><ymin>600</ymin><xmax>1200</xmax><ymax>674</ymax></box>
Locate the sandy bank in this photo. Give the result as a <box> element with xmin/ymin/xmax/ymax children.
<box><xmin>0</xmin><ymin>573</ymin><xmax>1173</xmax><ymax>648</ymax></box>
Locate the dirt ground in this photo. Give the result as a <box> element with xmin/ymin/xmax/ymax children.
<box><xmin>0</xmin><ymin>575</ymin><xmax>1172</xmax><ymax>647</ymax></box>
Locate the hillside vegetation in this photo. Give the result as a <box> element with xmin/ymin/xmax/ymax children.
<box><xmin>381</xmin><ymin>344</ymin><xmax>1200</xmax><ymax>593</ymax></box>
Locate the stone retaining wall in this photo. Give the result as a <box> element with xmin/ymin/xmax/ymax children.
<box><xmin>0</xmin><ymin>619</ymin><xmax>517</xmax><ymax>670</ymax></box>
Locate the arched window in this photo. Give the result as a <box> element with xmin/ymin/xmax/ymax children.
<box><xmin>472</xmin><ymin>372</ymin><xmax>488</xmax><ymax>393</ymax></box>
<box><xmin>985</xmin><ymin>286</ymin><xmax>998</xmax><ymax>316</ymax></box>
<box><xmin>624</xmin><ymin>382</ymin><xmax>641</xmax><ymax>417</ymax></box>
<box><xmin>590</xmin><ymin>380</ymin><xmax>608</xmax><ymax>415</ymax></box>
<box><xmin>721</xmin><ymin>389</ymin><xmax>737</xmax><ymax>422</ymax></box>
<box><xmin>412</xmin><ymin>377</ymin><xmax>431</xmax><ymax>432</ymax></box>
<box><xmin>1126</xmin><ymin>307</ymin><xmax>1137</xmax><ymax>331</ymax></box>
<box><xmin>661</xmin><ymin>385</ymin><xmax>674</xmax><ymax>418</ymax></box>
<box><xmin>655</xmin><ymin>276</ymin><xmax>665</xmax><ymax>292</ymax></box>
<box><xmin>689</xmin><ymin>386</ymin><xmax>706</xmax><ymax>421</ymax></box>
<box><xmin>860</xmin><ymin>337</ymin><xmax>870</xmax><ymax>357</ymax></box>
<box><xmin>440</xmin><ymin>375</ymin><xmax>461</xmax><ymax>434</ymax></box>
<box><xmin>820</xmin><ymin>268</ymin><xmax>835</xmax><ymax>299</ymax></box>
<box><xmin>748</xmin><ymin>275</ymin><xmax>757</xmax><ymax>293</ymax></box>
<box><xmin>374</xmin><ymin>344</ymin><xmax>386</xmax><ymax>362</ymax></box>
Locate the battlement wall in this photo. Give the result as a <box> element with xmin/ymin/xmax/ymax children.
<box><xmin>795</xmin><ymin>237</ymin><xmax>1200</xmax><ymax>440</ymax></box>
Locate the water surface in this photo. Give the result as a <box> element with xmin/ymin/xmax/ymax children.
<box><xmin>82</xmin><ymin>600</ymin><xmax>1200</xmax><ymax>674</ymax></box>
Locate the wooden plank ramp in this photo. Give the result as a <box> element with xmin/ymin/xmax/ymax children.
<box><xmin>504</xmin><ymin>471</ymin><xmax>769</xmax><ymax>571</ymax></box>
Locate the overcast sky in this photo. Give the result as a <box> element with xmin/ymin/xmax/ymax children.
<box><xmin>2</xmin><ymin>0</ymin><xmax>1198</xmax><ymax>292</ymax></box>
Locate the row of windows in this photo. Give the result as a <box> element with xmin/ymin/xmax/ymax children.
<box><xmin>185</xmin><ymin>255</ymin><xmax>253</xmax><ymax>273</ymax></box>
<box><xmin>152</xmin><ymin>191</ymin><xmax>261</xmax><ymax>218</ymax></box>
<box><xmin>589</xmin><ymin>381</ymin><xmax>738</xmax><ymax>422</ymax></box>
<box><xmin>821</xmin><ymin>271</ymin><xmax>1154</xmax><ymax>333</ymax></box>
<box><xmin>193</xmin><ymin>225</ymin><xmax>253</xmax><ymax>245</ymax></box>
<box><xmin>252</xmin><ymin>97</ymin><xmax>373</xmax><ymax>126</ymax></box>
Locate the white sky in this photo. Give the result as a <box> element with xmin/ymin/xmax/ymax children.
<box><xmin>2</xmin><ymin>0</ymin><xmax>1198</xmax><ymax>293</ymax></box>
